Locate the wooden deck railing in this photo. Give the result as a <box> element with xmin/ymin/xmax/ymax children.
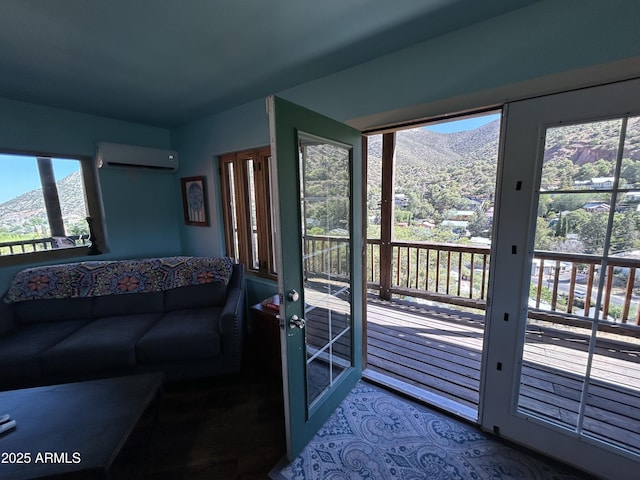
<box><xmin>0</xmin><ymin>235</ymin><xmax>91</xmax><ymax>256</ymax></box>
<box><xmin>304</xmin><ymin>235</ymin><xmax>640</xmax><ymax>328</ymax></box>
<box><xmin>531</xmin><ymin>251</ymin><xmax>640</xmax><ymax>326</ymax></box>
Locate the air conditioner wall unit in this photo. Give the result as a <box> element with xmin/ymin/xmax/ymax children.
<box><xmin>96</xmin><ymin>142</ymin><xmax>179</xmax><ymax>171</ymax></box>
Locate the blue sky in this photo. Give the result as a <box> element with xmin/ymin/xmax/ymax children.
<box><xmin>425</xmin><ymin>113</ymin><xmax>500</xmax><ymax>133</ymax></box>
<box><xmin>0</xmin><ymin>154</ymin><xmax>80</xmax><ymax>203</ymax></box>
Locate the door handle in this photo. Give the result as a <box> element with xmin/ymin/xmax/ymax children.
<box><xmin>289</xmin><ymin>315</ymin><xmax>305</xmax><ymax>329</ymax></box>
<box><xmin>288</xmin><ymin>289</ymin><xmax>300</xmax><ymax>302</ymax></box>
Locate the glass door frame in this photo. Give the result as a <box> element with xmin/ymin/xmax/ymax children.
<box><xmin>267</xmin><ymin>95</ymin><xmax>364</xmax><ymax>460</ymax></box>
<box><xmin>482</xmin><ymin>78</ymin><xmax>640</xmax><ymax>479</ymax></box>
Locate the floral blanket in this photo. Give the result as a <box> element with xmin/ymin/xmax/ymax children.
<box><xmin>4</xmin><ymin>256</ymin><xmax>234</xmax><ymax>303</ymax></box>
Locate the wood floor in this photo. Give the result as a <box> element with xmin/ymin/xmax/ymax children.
<box><xmin>365</xmin><ymin>296</ymin><xmax>640</xmax><ymax>455</ymax></box>
<box><xmin>109</xmin><ymin>359</ymin><xmax>286</xmax><ymax>480</ymax></box>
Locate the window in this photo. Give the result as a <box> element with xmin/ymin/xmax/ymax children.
<box><xmin>0</xmin><ymin>152</ymin><xmax>104</xmax><ymax>264</ymax></box>
<box><xmin>220</xmin><ymin>147</ymin><xmax>276</xmax><ymax>278</ymax></box>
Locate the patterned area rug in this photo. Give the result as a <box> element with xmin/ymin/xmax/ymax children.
<box><xmin>270</xmin><ymin>381</ymin><xmax>589</xmax><ymax>480</ymax></box>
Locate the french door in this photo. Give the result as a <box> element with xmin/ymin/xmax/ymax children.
<box><xmin>483</xmin><ymin>78</ymin><xmax>640</xmax><ymax>478</ymax></box>
<box><xmin>267</xmin><ymin>96</ymin><xmax>364</xmax><ymax>460</ymax></box>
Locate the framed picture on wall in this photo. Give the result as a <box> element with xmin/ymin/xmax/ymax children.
<box><xmin>181</xmin><ymin>176</ymin><xmax>209</xmax><ymax>226</ymax></box>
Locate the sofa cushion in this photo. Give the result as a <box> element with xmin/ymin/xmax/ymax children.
<box><xmin>0</xmin><ymin>301</ymin><xmax>16</xmax><ymax>334</ymax></box>
<box><xmin>92</xmin><ymin>292</ymin><xmax>163</xmax><ymax>317</ymax></box>
<box><xmin>0</xmin><ymin>320</ymin><xmax>87</xmax><ymax>382</ymax></box>
<box><xmin>13</xmin><ymin>297</ymin><xmax>94</xmax><ymax>324</ymax></box>
<box><xmin>41</xmin><ymin>314</ymin><xmax>160</xmax><ymax>375</ymax></box>
<box><xmin>136</xmin><ymin>308</ymin><xmax>222</xmax><ymax>363</ymax></box>
<box><xmin>164</xmin><ymin>283</ymin><xmax>229</xmax><ymax>311</ymax></box>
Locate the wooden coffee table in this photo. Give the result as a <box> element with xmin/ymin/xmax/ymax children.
<box><xmin>0</xmin><ymin>373</ymin><xmax>163</xmax><ymax>480</ymax></box>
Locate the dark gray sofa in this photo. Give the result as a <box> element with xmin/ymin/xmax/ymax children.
<box><xmin>0</xmin><ymin>256</ymin><xmax>245</xmax><ymax>390</ymax></box>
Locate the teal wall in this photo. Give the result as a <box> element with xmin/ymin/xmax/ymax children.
<box><xmin>171</xmin><ymin>100</ymin><xmax>269</xmax><ymax>258</ymax></box>
<box><xmin>281</xmin><ymin>0</ymin><xmax>640</xmax><ymax>123</ymax></box>
<box><xmin>171</xmin><ymin>100</ymin><xmax>277</xmax><ymax>301</ymax></box>
<box><xmin>0</xmin><ymin>97</ymin><xmax>180</xmax><ymax>292</ymax></box>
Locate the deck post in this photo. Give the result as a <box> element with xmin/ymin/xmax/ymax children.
<box><xmin>36</xmin><ymin>157</ymin><xmax>66</xmax><ymax>239</ymax></box>
<box><xmin>379</xmin><ymin>132</ymin><xmax>395</xmax><ymax>301</ymax></box>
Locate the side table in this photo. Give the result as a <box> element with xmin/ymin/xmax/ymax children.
<box><xmin>250</xmin><ymin>294</ymin><xmax>282</xmax><ymax>377</ymax></box>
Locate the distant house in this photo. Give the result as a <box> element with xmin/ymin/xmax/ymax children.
<box><xmin>458</xmin><ymin>198</ymin><xmax>481</xmax><ymax>209</ymax></box>
<box><xmin>441</xmin><ymin>220</ymin><xmax>469</xmax><ymax>235</ymax></box>
<box><xmin>445</xmin><ymin>210</ymin><xmax>475</xmax><ymax>221</ymax></box>
<box><xmin>418</xmin><ymin>220</ymin><xmax>435</xmax><ymax>229</ymax></box>
<box><xmin>574</xmin><ymin>177</ymin><xmax>616</xmax><ymax>190</ymax></box>
<box><xmin>470</xmin><ymin>236</ymin><xmax>491</xmax><ymax>246</ymax></box>
<box><xmin>624</xmin><ymin>191</ymin><xmax>640</xmax><ymax>202</ymax></box>
<box><xmin>583</xmin><ymin>202</ymin><xmax>610</xmax><ymax>212</ymax></box>
<box><xmin>394</xmin><ymin>194</ymin><xmax>409</xmax><ymax>208</ymax></box>
<box><xmin>591</xmin><ymin>177</ymin><xmax>615</xmax><ymax>189</ymax></box>
<box><xmin>531</xmin><ymin>258</ymin><xmax>571</xmax><ymax>276</ymax></box>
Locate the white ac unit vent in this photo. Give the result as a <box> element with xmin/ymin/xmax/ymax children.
<box><xmin>96</xmin><ymin>142</ymin><xmax>179</xmax><ymax>171</ymax></box>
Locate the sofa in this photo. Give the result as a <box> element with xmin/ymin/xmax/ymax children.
<box><xmin>0</xmin><ymin>256</ymin><xmax>245</xmax><ymax>390</ymax></box>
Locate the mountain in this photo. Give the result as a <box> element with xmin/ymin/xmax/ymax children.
<box><xmin>0</xmin><ymin>171</ymin><xmax>87</xmax><ymax>234</ymax></box>
<box><xmin>367</xmin><ymin>120</ymin><xmax>501</xmax><ymax>220</ymax></box>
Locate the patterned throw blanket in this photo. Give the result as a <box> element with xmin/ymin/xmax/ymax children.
<box><xmin>4</xmin><ymin>256</ymin><xmax>234</xmax><ymax>303</ymax></box>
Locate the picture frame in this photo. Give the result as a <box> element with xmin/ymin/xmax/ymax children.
<box><xmin>181</xmin><ymin>176</ymin><xmax>209</xmax><ymax>226</ymax></box>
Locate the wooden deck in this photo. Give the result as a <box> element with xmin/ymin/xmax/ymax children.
<box><xmin>364</xmin><ymin>296</ymin><xmax>640</xmax><ymax>455</ymax></box>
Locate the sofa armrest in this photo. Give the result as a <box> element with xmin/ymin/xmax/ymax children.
<box><xmin>0</xmin><ymin>300</ymin><xmax>16</xmax><ymax>335</ymax></box>
<box><xmin>219</xmin><ymin>264</ymin><xmax>246</xmax><ymax>359</ymax></box>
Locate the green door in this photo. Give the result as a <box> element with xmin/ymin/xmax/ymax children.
<box><xmin>267</xmin><ymin>96</ymin><xmax>363</xmax><ymax>460</ymax></box>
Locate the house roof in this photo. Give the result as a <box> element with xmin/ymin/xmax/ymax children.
<box><xmin>0</xmin><ymin>0</ymin><xmax>538</xmax><ymax>127</ymax></box>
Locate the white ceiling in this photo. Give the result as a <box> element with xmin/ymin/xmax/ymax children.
<box><xmin>0</xmin><ymin>0</ymin><xmax>538</xmax><ymax>127</ymax></box>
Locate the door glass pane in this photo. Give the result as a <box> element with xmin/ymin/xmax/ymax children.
<box><xmin>266</xmin><ymin>155</ymin><xmax>278</xmax><ymax>275</ymax></box>
<box><xmin>225</xmin><ymin>163</ymin><xmax>240</xmax><ymax>261</ymax></box>
<box><xmin>519</xmin><ymin>116</ymin><xmax>640</xmax><ymax>454</ymax></box>
<box><xmin>539</xmin><ymin>119</ymin><xmax>622</xmax><ymax>192</ymax></box>
<box><xmin>584</xmin><ymin>322</ymin><xmax>640</xmax><ymax>455</ymax></box>
<box><xmin>246</xmin><ymin>159</ymin><xmax>259</xmax><ymax>270</ymax></box>
<box><xmin>298</xmin><ymin>131</ymin><xmax>352</xmax><ymax>408</ymax></box>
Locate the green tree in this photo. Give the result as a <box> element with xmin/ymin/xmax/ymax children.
<box><xmin>565</xmin><ymin>209</ymin><xmax>590</xmax><ymax>235</ymax></box>
<box><xmin>576</xmin><ymin>163</ymin><xmax>599</xmax><ymax>181</ymax></box>
<box><xmin>549</xmin><ymin>193</ymin><xmax>588</xmax><ymax>213</ymax></box>
<box><xmin>621</xmin><ymin>158</ymin><xmax>640</xmax><ymax>186</ymax></box>
<box><xmin>534</xmin><ymin>217</ymin><xmax>555</xmax><ymax>250</ymax></box>
<box><xmin>429</xmin><ymin>184</ymin><xmax>462</xmax><ymax>213</ymax></box>
<box><xmin>594</xmin><ymin>158</ymin><xmax>615</xmax><ymax>176</ymax></box>
<box><xmin>468</xmin><ymin>211</ymin><xmax>491</xmax><ymax>237</ymax></box>
<box><xmin>541</xmin><ymin>158</ymin><xmax>577</xmax><ymax>190</ymax></box>
<box><xmin>611</xmin><ymin>211</ymin><xmax>640</xmax><ymax>254</ymax></box>
<box><xmin>554</xmin><ymin>214</ymin><xmax>568</xmax><ymax>237</ymax></box>
<box><xmin>578</xmin><ymin>212</ymin><xmax>608</xmax><ymax>254</ymax></box>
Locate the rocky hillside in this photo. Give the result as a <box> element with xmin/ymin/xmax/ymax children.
<box><xmin>544</xmin><ymin>116</ymin><xmax>640</xmax><ymax>165</ymax></box>
<box><xmin>0</xmin><ymin>171</ymin><xmax>87</xmax><ymax>234</ymax></box>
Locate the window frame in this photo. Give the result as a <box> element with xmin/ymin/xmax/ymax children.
<box><xmin>219</xmin><ymin>146</ymin><xmax>276</xmax><ymax>278</ymax></box>
<box><xmin>0</xmin><ymin>149</ymin><xmax>106</xmax><ymax>267</ymax></box>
